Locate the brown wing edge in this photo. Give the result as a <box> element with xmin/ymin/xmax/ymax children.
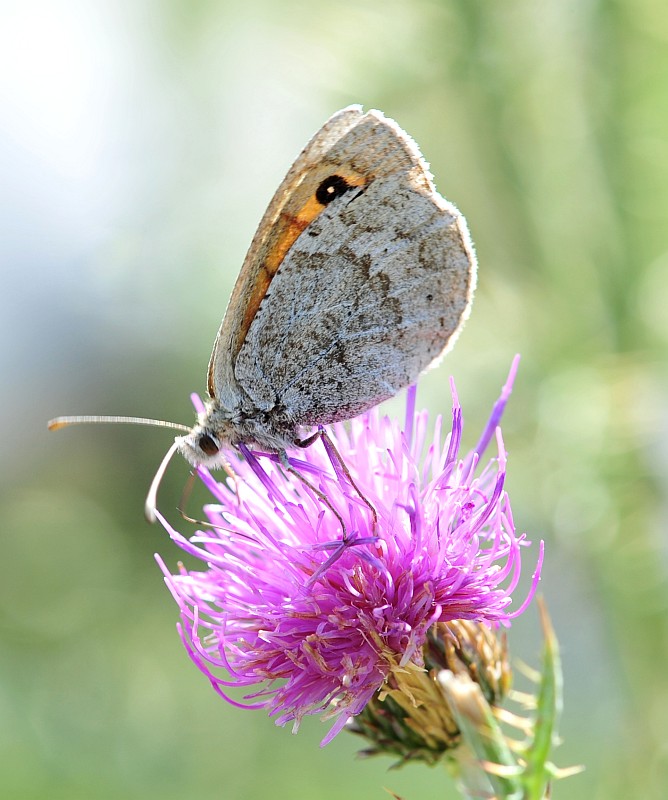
<box><xmin>206</xmin><ymin>106</ymin><xmax>367</xmax><ymax>400</ymax></box>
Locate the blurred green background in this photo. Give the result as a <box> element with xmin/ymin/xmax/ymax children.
<box><xmin>2</xmin><ymin>0</ymin><xmax>667</xmax><ymax>797</ymax></box>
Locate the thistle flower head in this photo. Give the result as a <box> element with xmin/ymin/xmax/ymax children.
<box><xmin>348</xmin><ymin>619</ymin><xmax>511</xmax><ymax>764</ymax></box>
<box><xmin>156</xmin><ymin>359</ymin><xmax>542</xmax><ymax>745</ymax></box>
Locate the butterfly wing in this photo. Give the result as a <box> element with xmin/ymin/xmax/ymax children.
<box><xmin>210</xmin><ymin>108</ymin><xmax>476</xmax><ymax>426</ymax></box>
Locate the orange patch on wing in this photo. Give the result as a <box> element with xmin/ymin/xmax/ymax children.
<box><xmin>236</xmin><ymin>173</ymin><xmax>367</xmax><ymax>351</ymax></box>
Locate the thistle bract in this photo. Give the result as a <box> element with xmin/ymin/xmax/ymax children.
<box><xmin>156</xmin><ymin>359</ymin><xmax>542</xmax><ymax>745</ymax></box>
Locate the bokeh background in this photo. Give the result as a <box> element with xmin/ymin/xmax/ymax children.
<box><xmin>2</xmin><ymin>1</ymin><xmax>667</xmax><ymax>798</ymax></box>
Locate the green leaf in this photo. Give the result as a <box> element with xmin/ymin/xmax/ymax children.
<box><xmin>521</xmin><ymin>599</ymin><xmax>563</xmax><ymax>800</ymax></box>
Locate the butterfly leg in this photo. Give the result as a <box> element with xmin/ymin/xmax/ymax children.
<box><xmin>279</xmin><ymin>434</ymin><xmax>380</xmax><ymax>584</ymax></box>
<box><xmin>295</xmin><ymin>429</ymin><xmax>378</xmax><ymax>533</ymax></box>
<box><xmin>175</xmin><ymin>455</ymin><xmax>241</xmax><ymax>531</ymax></box>
<box><xmin>279</xmin><ymin>449</ymin><xmax>378</xmax><ymax>585</ymax></box>
<box><xmin>278</xmin><ymin>449</ymin><xmax>349</xmax><ymax>538</ymax></box>
<box><xmin>176</xmin><ymin>469</ymin><xmax>199</xmax><ymax>523</ymax></box>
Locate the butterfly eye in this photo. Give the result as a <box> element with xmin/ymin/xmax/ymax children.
<box><xmin>315</xmin><ymin>175</ymin><xmax>351</xmax><ymax>205</ymax></box>
<box><xmin>198</xmin><ymin>432</ymin><xmax>220</xmax><ymax>456</ymax></box>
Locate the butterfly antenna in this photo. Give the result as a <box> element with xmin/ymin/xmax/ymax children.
<box><xmin>48</xmin><ymin>415</ymin><xmax>192</xmax><ymax>433</ymax></box>
<box><xmin>48</xmin><ymin>414</ymin><xmax>193</xmax><ymax>523</ymax></box>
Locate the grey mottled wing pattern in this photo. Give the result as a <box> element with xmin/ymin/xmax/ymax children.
<box><xmin>233</xmin><ymin>175</ymin><xmax>474</xmax><ymax>426</ymax></box>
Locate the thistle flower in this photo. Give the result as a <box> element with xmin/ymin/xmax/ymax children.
<box><xmin>155</xmin><ymin>358</ymin><xmax>542</xmax><ymax>746</ymax></box>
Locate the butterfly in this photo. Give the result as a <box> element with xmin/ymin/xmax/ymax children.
<box><xmin>50</xmin><ymin>105</ymin><xmax>476</xmax><ymax>520</ymax></box>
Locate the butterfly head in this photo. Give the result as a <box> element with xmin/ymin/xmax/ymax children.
<box><xmin>176</xmin><ymin>424</ymin><xmax>229</xmax><ymax>469</ymax></box>
<box><xmin>170</xmin><ymin>397</ymin><xmax>235</xmax><ymax>469</ymax></box>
